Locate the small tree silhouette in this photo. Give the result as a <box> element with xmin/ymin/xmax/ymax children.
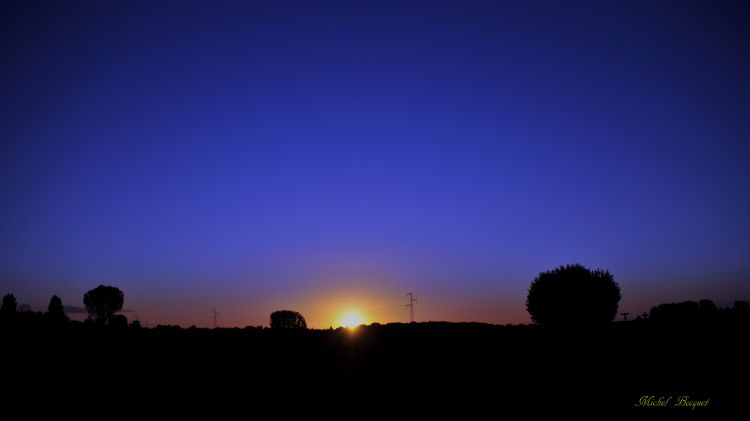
<box><xmin>699</xmin><ymin>299</ymin><xmax>718</xmax><ymax>320</ymax></box>
<box><xmin>270</xmin><ymin>310</ymin><xmax>307</xmax><ymax>329</ymax></box>
<box><xmin>83</xmin><ymin>285</ymin><xmax>124</xmax><ymax>325</ymax></box>
<box><xmin>526</xmin><ymin>264</ymin><xmax>621</xmax><ymax>327</ymax></box>
<box><xmin>1</xmin><ymin>293</ymin><xmax>17</xmax><ymax>314</ymax></box>
<box><xmin>734</xmin><ymin>300</ymin><xmax>749</xmax><ymax>314</ymax></box>
<box><xmin>47</xmin><ymin>295</ymin><xmax>69</xmax><ymax>323</ymax></box>
<box><xmin>109</xmin><ymin>314</ymin><xmax>128</xmax><ymax>329</ymax></box>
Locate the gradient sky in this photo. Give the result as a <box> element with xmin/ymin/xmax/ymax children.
<box><xmin>2</xmin><ymin>0</ymin><xmax>749</xmax><ymax>328</ymax></box>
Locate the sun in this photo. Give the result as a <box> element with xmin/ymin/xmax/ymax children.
<box><xmin>339</xmin><ymin>310</ymin><xmax>365</xmax><ymax>328</ymax></box>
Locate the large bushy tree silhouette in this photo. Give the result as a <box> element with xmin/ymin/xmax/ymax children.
<box><xmin>270</xmin><ymin>310</ymin><xmax>307</xmax><ymax>329</ymax></box>
<box><xmin>83</xmin><ymin>285</ymin><xmax>124</xmax><ymax>325</ymax></box>
<box><xmin>526</xmin><ymin>264</ymin><xmax>621</xmax><ymax>327</ymax></box>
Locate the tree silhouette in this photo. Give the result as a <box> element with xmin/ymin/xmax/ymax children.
<box><xmin>270</xmin><ymin>310</ymin><xmax>307</xmax><ymax>329</ymax></box>
<box><xmin>47</xmin><ymin>295</ymin><xmax>68</xmax><ymax>323</ymax></box>
<box><xmin>83</xmin><ymin>285</ymin><xmax>124</xmax><ymax>325</ymax></box>
<box><xmin>1</xmin><ymin>293</ymin><xmax>17</xmax><ymax>314</ymax></box>
<box><xmin>699</xmin><ymin>299</ymin><xmax>718</xmax><ymax>320</ymax></box>
<box><xmin>649</xmin><ymin>301</ymin><xmax>700</xmax><ymax>323</ymax></box>
<box><xmin>109</xmin><ymin>314</ymin><xmax>128</xmax><ymax>329</ymax></box>
<box><xmin>734</xmin><ymin>300</ymin><xmax>749</xmax><ymax>314</ymax></box>
<box><xmin>525</xmin><ymin>264</ymin><xmax>621</xmax><ymax>327</ymax></box>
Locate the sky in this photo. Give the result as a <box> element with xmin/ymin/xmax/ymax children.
<box><xmin>2</xmin><ymin>0</ymin><xmax>749</xmax><ymax>328</ymax></box>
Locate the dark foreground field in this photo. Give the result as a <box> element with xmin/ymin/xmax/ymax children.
<box><xmin>4</xmin><ymin>321</ymin><xmax>746</xmax><ymax>417</ymax></box>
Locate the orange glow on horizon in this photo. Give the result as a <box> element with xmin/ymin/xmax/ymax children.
<box><xmin>281</xmin><ymin>285</ymin><xmax>397</xmax><ymax>328</ymax></box>
<box><xmin>338</xmin><ymin>309</ymin><xmax>366</xmax><ymax>328</ymax></box>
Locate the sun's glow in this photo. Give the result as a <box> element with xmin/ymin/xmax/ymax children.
<box><xmin>339</xmin><ymin>310</ymin><xmax>365</xmax><ymax>328</ymax></box>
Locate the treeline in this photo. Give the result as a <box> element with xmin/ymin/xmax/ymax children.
<box><xmin>0</xmin><ymin>285</ymin><xmax>311</xmax><ymax>331</ymax></box>
<box><xmin>2</xmin><ymin>286</ymin><xmax>748</xmax><ymax>332</ymax></box>
<box><xmin>1</xmin><ymin>285</ymin><xmax>135</xmax><ymax>330</ymax></box>
<box><xmin>644</xmin><ymin>299</ymin><xmax>750</xmax><ymax>324</ymax></box>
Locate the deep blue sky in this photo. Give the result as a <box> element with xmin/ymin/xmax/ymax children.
<box><xmin>2</xmin><ymin>0</ymin><xmax>749</xmax><ymax>327</ymax></box>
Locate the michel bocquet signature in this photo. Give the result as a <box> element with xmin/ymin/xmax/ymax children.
<box><xmin>635</xmin><ymin>396</ymin><xmax>710</xmax><ymax>410</ymax></box>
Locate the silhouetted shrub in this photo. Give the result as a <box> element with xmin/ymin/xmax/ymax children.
<box><xmin>699</xmin><ymin>299</ymin><xmax>718</xmax><ymax>320</ymax></box>
<box><xmin>47</xmin><ymin>295</ymin><xmax>69</xmax><ymax>323</ymax></box>
<box><xmin>83</xmin><ymin>285</ymin><xmax>124</xmax><ymax>325</ymax></box>
<box><xmin>733</xmin><ymin>300</ymin><xmax>749</xmax><ymax>314</ymax></box>
<box><xmin>270</xmin><ymin>310</ymin><xmax>307</xmax><ymax>329</ymax></box>
<box><xmin>1</xmin><ymin>293</ymin><xmax>17</xmax><ymax>314</ymax></box>
<box><xmin>525</xmin><ymin>264</ymin><xmax>621</xmax><ymax>327</ymax></box>
<box><xmin>110</xmin><ymin>314</ymin><xmax>128</xmax><ymax>329</ymax></box>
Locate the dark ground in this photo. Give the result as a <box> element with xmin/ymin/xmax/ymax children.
<box><xmin>3</xmin><ymin>321</ymin><xmax>746</xmax><ymax>417</ymax></box>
